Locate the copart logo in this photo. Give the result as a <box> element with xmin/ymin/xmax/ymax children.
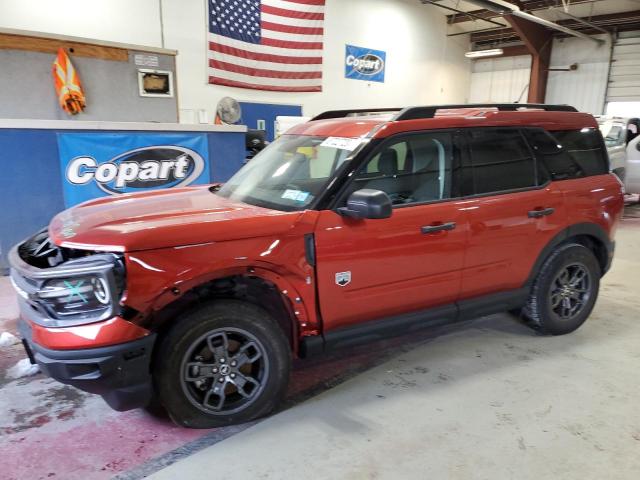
<box><xmin>345</xmin><ymin>53</ymin><xmax>384</xmax><ymax>76</ymax></box>
<box><xmin>66</xmin><ymin>146</ymin><xmax>205</xmax><ymax>194</ymax></box>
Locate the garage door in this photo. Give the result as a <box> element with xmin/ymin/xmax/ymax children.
<box><xmin>468</xmin><ymin>55</ymin><xmax>531</xmax><ymax>104</ymax></box>
<box><xmin>607</xmin><ymin>31</ymin><xmax>640</xmax><ymax>102</ymax></box>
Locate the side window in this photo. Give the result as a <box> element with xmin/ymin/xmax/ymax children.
<box><xmin>550</xmin><ymin>129</ymin><xmax>609</xmax><ymax>177</ymax></box>
<box><xmin>350</xmin><ymin>132</ymin><xmax>456</xmax><ymax>206</ymax></box>
<box><xmin>525</xmin><ymin>128</ymin><xmax>577</xmax><ymax>181</ymax></box>
<box><xmin>468</xmin><ymin>128</ymin><xmax>537</xmax><ymax>194</ymax></box>
<box><xmin>367</xmin><ymin>142</ymin><xmax>408</xmax><ymax>173</ymax></box>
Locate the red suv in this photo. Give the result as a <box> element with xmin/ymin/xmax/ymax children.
<box><xmin>10</xmin><ymin>104</ymin><xmax>623</xmax><ymax>428</ymax></box>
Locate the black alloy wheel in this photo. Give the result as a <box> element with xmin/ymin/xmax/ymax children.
<box><xmin>154</xmin><ymin>300</ymin><xmax>291</xmax><ymax>428</ymax></box>
<box><xmin>549</xmin><ymin>263</ymin><xmax>592</xmax><ymax>321</ymax></box>
<box><xmin>525</xmin><ymin>243</ymin><xmax>600</xmax><ymax>335</ymax></box>
<box><xmin>181</xmin><ymin>328</ymin><xmax>268</xmax><ymax>415</ymax></box>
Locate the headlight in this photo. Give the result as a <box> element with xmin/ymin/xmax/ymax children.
<box><xmin>38</xmin><ymin>275</ymin><xmax>113</xmax><ymax>318</ymax></box>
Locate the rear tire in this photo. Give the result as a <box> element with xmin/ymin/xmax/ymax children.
<box><xmin>525</xmin><ymin>243</ymin><xmax>600</xmax><ymax>335</ymax></box>
<box><xmin>154</xmin><ymin>300</ymin><xmax>291</xmax><ymax>428</ymax></box>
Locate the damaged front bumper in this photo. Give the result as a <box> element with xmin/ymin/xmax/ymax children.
<box><xmin>19</xmin><ymin>320</ymin><xmax>155</xmax><ymax>411</ymax></box>
<box><xmin>9</xmin><ymin>230</ymin><xmax>155</xmax><ymax>411</ymax></box>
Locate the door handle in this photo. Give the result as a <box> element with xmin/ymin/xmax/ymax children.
<box><xmin>528</xmin><ymin>207</ymin><xmax>555</xmax><ymax>218</ymax></box>
<box><xmin>421</xmin><ymin>222</ymin><xmax>456</xmax><ymax>234</ymax></box>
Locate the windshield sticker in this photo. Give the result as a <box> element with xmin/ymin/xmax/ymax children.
<box><xmin>282</xmin><ymin>189</ymin><xmax>310</xmax><ymax>202</ymax></box>
<box><xmin>319</xmin><ymin>137</ymin><xmax>362</xmax><ymax>151</ymax></box>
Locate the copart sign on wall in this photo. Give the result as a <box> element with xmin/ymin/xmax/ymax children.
<box><xmin>345</xmin><ymin>44</ymin><xmax>386</xmax><ymax>83</ymax></box>
<box><xmin>57</xmin><ymin>133</ymin><xmax>209</xmax><ymax>207</ymax></box>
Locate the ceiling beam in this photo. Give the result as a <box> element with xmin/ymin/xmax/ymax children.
<box><xmin>461</xmin><ymin>0</ymin><xmax>601</xmax><ymax>43</ymax></box>
<box><xmin>505</xmin><ymin>14</ymin><xmax>552</xmax><ymax>103</ymax></box>
<box><xmin>500</xmin><ymin>44</ymin><xmax>531</xmax><ymax>56</ymax></box>
<box><xmin>471</xmin><ymin>8</ymin><xmax>640</xmax><ymax>45</ymax></box>
<box><xmin>447</xmin><ymin>0</ymin><xmax>607</xmax><ymax>25</ymax></box>
<box><xmin>421</xmin><ymin>1</ymin><xmax>507</xmax><ymax>27</ymax></box>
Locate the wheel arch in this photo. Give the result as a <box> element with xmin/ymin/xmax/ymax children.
<box><xmin>525</xmin><ymin>222</ymin><xmax>613</xmax><ymax>288</ymax></box>
<box><xmin>147</xmin><ymin>269</ymin><xmax>310</xmax><ymax>355</ymax></box>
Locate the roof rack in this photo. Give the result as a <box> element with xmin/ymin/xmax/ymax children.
<box><xmin>310</xmin><ymin>103</ymin><xmax>578</xmax><ymax>123</ymax></box>
<box><xmin>311</xmin><ymin>108</ymin><xmax>402</xmax><ymax>121</ymax></box>
<box><xmin>394</xmin><ymin>103</ymin><xmax>578</xmax><ymax>121</ymax></box>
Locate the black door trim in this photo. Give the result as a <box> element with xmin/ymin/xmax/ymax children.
<box><xmin>299</xmin><ymin>287</ymin><xmax>529</xmax><ymax>357</ymax></box>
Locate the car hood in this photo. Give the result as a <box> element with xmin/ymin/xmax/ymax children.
<box><xmin>49</xmin><ymin>186</ymin><xmax>302</xmax><ymax>252</ymax></box>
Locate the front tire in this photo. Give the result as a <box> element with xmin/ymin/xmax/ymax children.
<box><xmin>526</xmin><ymin>243</ymin><xmax>600</xmax><ymax>335</ymax></box>
<box><xmin>154</xmin><ymin>300</ymin><xmax>291</xmax><ymax>428</ymax></box>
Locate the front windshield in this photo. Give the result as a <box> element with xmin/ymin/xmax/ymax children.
<box><xmin>217</xmin><ymin>134</ymin><xmax>361</xmax><ymax>211</ymax></box>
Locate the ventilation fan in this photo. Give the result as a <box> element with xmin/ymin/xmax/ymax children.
<box><xmin>215</xmin><ymin>97</ymin><xmax>242</xmax><ymax>124</ymax></box>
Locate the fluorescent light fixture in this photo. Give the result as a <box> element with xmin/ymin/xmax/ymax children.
<box><xmin>465</xmin><ymin>48</ymin><xmax>504</xmax><ymax>58</ymax></box>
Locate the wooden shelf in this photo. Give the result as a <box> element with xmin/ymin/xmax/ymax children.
<box><xmin>0</xmin><ymin>31</ymin><xmax>128</xmax><ymax>61</ymax></box>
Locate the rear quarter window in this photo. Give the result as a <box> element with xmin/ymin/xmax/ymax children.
<box><xmin>530</xmin><ymin>128</ymin><xmax>609</xmax><ymax>180</ymax></box>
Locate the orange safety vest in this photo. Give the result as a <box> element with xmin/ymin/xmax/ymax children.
<box><xmin>52</xmin><ymin>48</ymin><xmax>86</xmax><ymax>115</ymax></box>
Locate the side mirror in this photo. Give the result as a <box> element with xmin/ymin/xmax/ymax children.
<box><xmin>337</xmin><ymin>189</ymin><xmax>392</xmax><ymax>220</ymax></box>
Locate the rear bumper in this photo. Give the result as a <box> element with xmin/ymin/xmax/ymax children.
<box><xmin>604</xmin><ymin>240</ymin><xmax>615</xmax><ymax>275</ymax></box>
<box><xmin>19</xmin><ymin>320</ymin><xmax>156</xmax><ymax>411</ymax></box>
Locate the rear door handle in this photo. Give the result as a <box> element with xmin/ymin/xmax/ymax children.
<box><xmin>528</xmin><ymin>207</ymin><xmax>555</xmax><ymax>218</ymax></box>
<box><xmin>421</xmin><ymin>222</ymin><xmax>456</xmax><ymax>234</ymax></box>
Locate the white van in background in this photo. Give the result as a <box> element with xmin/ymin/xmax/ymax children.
<box><xmin>625</xmin><ymin>134</ymin><xmax>640</xmax><ymax>196</ymax></box>
<box><xmin>597</xmin><ymin>116</ymin><xmax>640</xmax><ymax>194</ymax></box>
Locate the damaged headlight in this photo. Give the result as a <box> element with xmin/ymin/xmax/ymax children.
<box><xmin>10</xmin><ymin>230</ymin><xmax>126</xmax><ymax>327</ymax></box>
<box><xmin>38</xmin><ymin>275</ymin><xmax>113</xmax><ymax>318</ymax></box>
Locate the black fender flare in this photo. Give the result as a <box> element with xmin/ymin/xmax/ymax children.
<box><xmin>524</xmin><ymin>222</ymin><xmax>613</xmax><ymax>288</ymax></box>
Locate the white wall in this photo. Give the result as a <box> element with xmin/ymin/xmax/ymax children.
<box><xmin>0</xmin><ymin>0</ymin><xmax>471</xmax><ymax>120</ymax></box>
<box><xmin>469</xmin><ymin>55</ymin><xmax>531</xmax><ymax>103</ymax></box>
<box><xmin>545</xmin><ymin>35</ymin><xmax>611</xmax><ymax>115</ymax></box>
<box><xmin>466</xmin><ymin>35</ymin><xmax>611</xmax><ymax>114</ymax></box>
<box><xmin>0</xmin><ymin>0</ymin><xmax>162</xmax><ymax>46</ymax></box>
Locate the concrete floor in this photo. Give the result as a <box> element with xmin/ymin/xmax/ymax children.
<box><xmin>1</xmin><ymin>204</ymin><xmax>640</xmax><ymax>479</ymax></box>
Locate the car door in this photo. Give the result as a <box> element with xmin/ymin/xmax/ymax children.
<box><xmin>625</xmin><ymin>133</ymin><xmax>640</xmax><ymax>194</ymax></box>
<box><xmin>601</xmin><ymin>121</ymin><xmax>627</xmax><ymax>176</ymax></box>
<box><xmin>457</xmin><ymin>127</ymin><xmax>567</xmax><ymax>300</ymax></box>
<box><xmin>313</xmin><ymin>130</ymin><xmax>469</xmax><ymax>332</ymax></box>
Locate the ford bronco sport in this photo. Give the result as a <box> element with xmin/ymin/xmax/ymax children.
<box><xmin>10</xmin><ymin>104</ymin><xmax>623</xmax><ymax>428</ymax></box>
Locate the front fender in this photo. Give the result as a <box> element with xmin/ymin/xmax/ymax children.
<box><xmin>122</xmin><ymin>234</ymin><xmax>320</xmax><ymax>340</ymax></box>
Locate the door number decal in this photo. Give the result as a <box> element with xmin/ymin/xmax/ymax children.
<box><xmin>335</xmin><ymin>271</ymin><xmax>351</xmax><ymax>287</ymax></box>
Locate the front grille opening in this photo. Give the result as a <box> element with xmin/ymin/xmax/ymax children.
<box><xmin>18</xmin><ymin>230</ymin><xmax>94</xmax><ymax>269</ymax></box>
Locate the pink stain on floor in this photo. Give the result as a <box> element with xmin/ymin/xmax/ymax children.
<box><xmin>0</xmin><ymin>338</ymin><xmax>398</xmax><ymax>480</ymax></box>
<box><xmin>1</xmin><ymin>409</ymin><xmax>207</xmax><ymax>480</ymax></box>
<box><xmin>0</xmin><ymin>358</ymin><xmax>371</xmax><ymax>479</ymax></box>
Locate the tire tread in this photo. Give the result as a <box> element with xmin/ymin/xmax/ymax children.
<box><xmin>526</xmin><ymin>243</ymin><xmax>600</xmax><ymax>335</ymax></box>
<box><xmin>153</xmin><ymin>299</ymin><xmax>291</xmax><ymax>428</ymax></box>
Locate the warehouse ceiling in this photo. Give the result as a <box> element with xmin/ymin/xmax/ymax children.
<box><xmin>422</xmin><ymin>0</ymin><xmax>640</xmax><ymax>48</ymax></box>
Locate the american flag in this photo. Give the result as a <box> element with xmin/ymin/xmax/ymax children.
<box><xmin>207</xmin><ymin>0</ymin><xmax>324</xmax><ymax>92</ymax></box>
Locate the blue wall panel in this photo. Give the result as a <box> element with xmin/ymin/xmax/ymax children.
<box><xmin>239</xmin><ymin>102</ymin><xmax>302</xmax><ymax>141</ymax></box>
<box><xmin>208</xmin><ymin>131</ymin><xmax>246</xmax><ymax>182</ymax></box>
<box><xmin>0</xmin><ymin>130</ymin><xmax>66</xmax><ymax>272</ymax></box>
<box><xmin>0</xmin><ymin>128</ymin><xmax>246</xmax><ymax>272</ymax></box>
